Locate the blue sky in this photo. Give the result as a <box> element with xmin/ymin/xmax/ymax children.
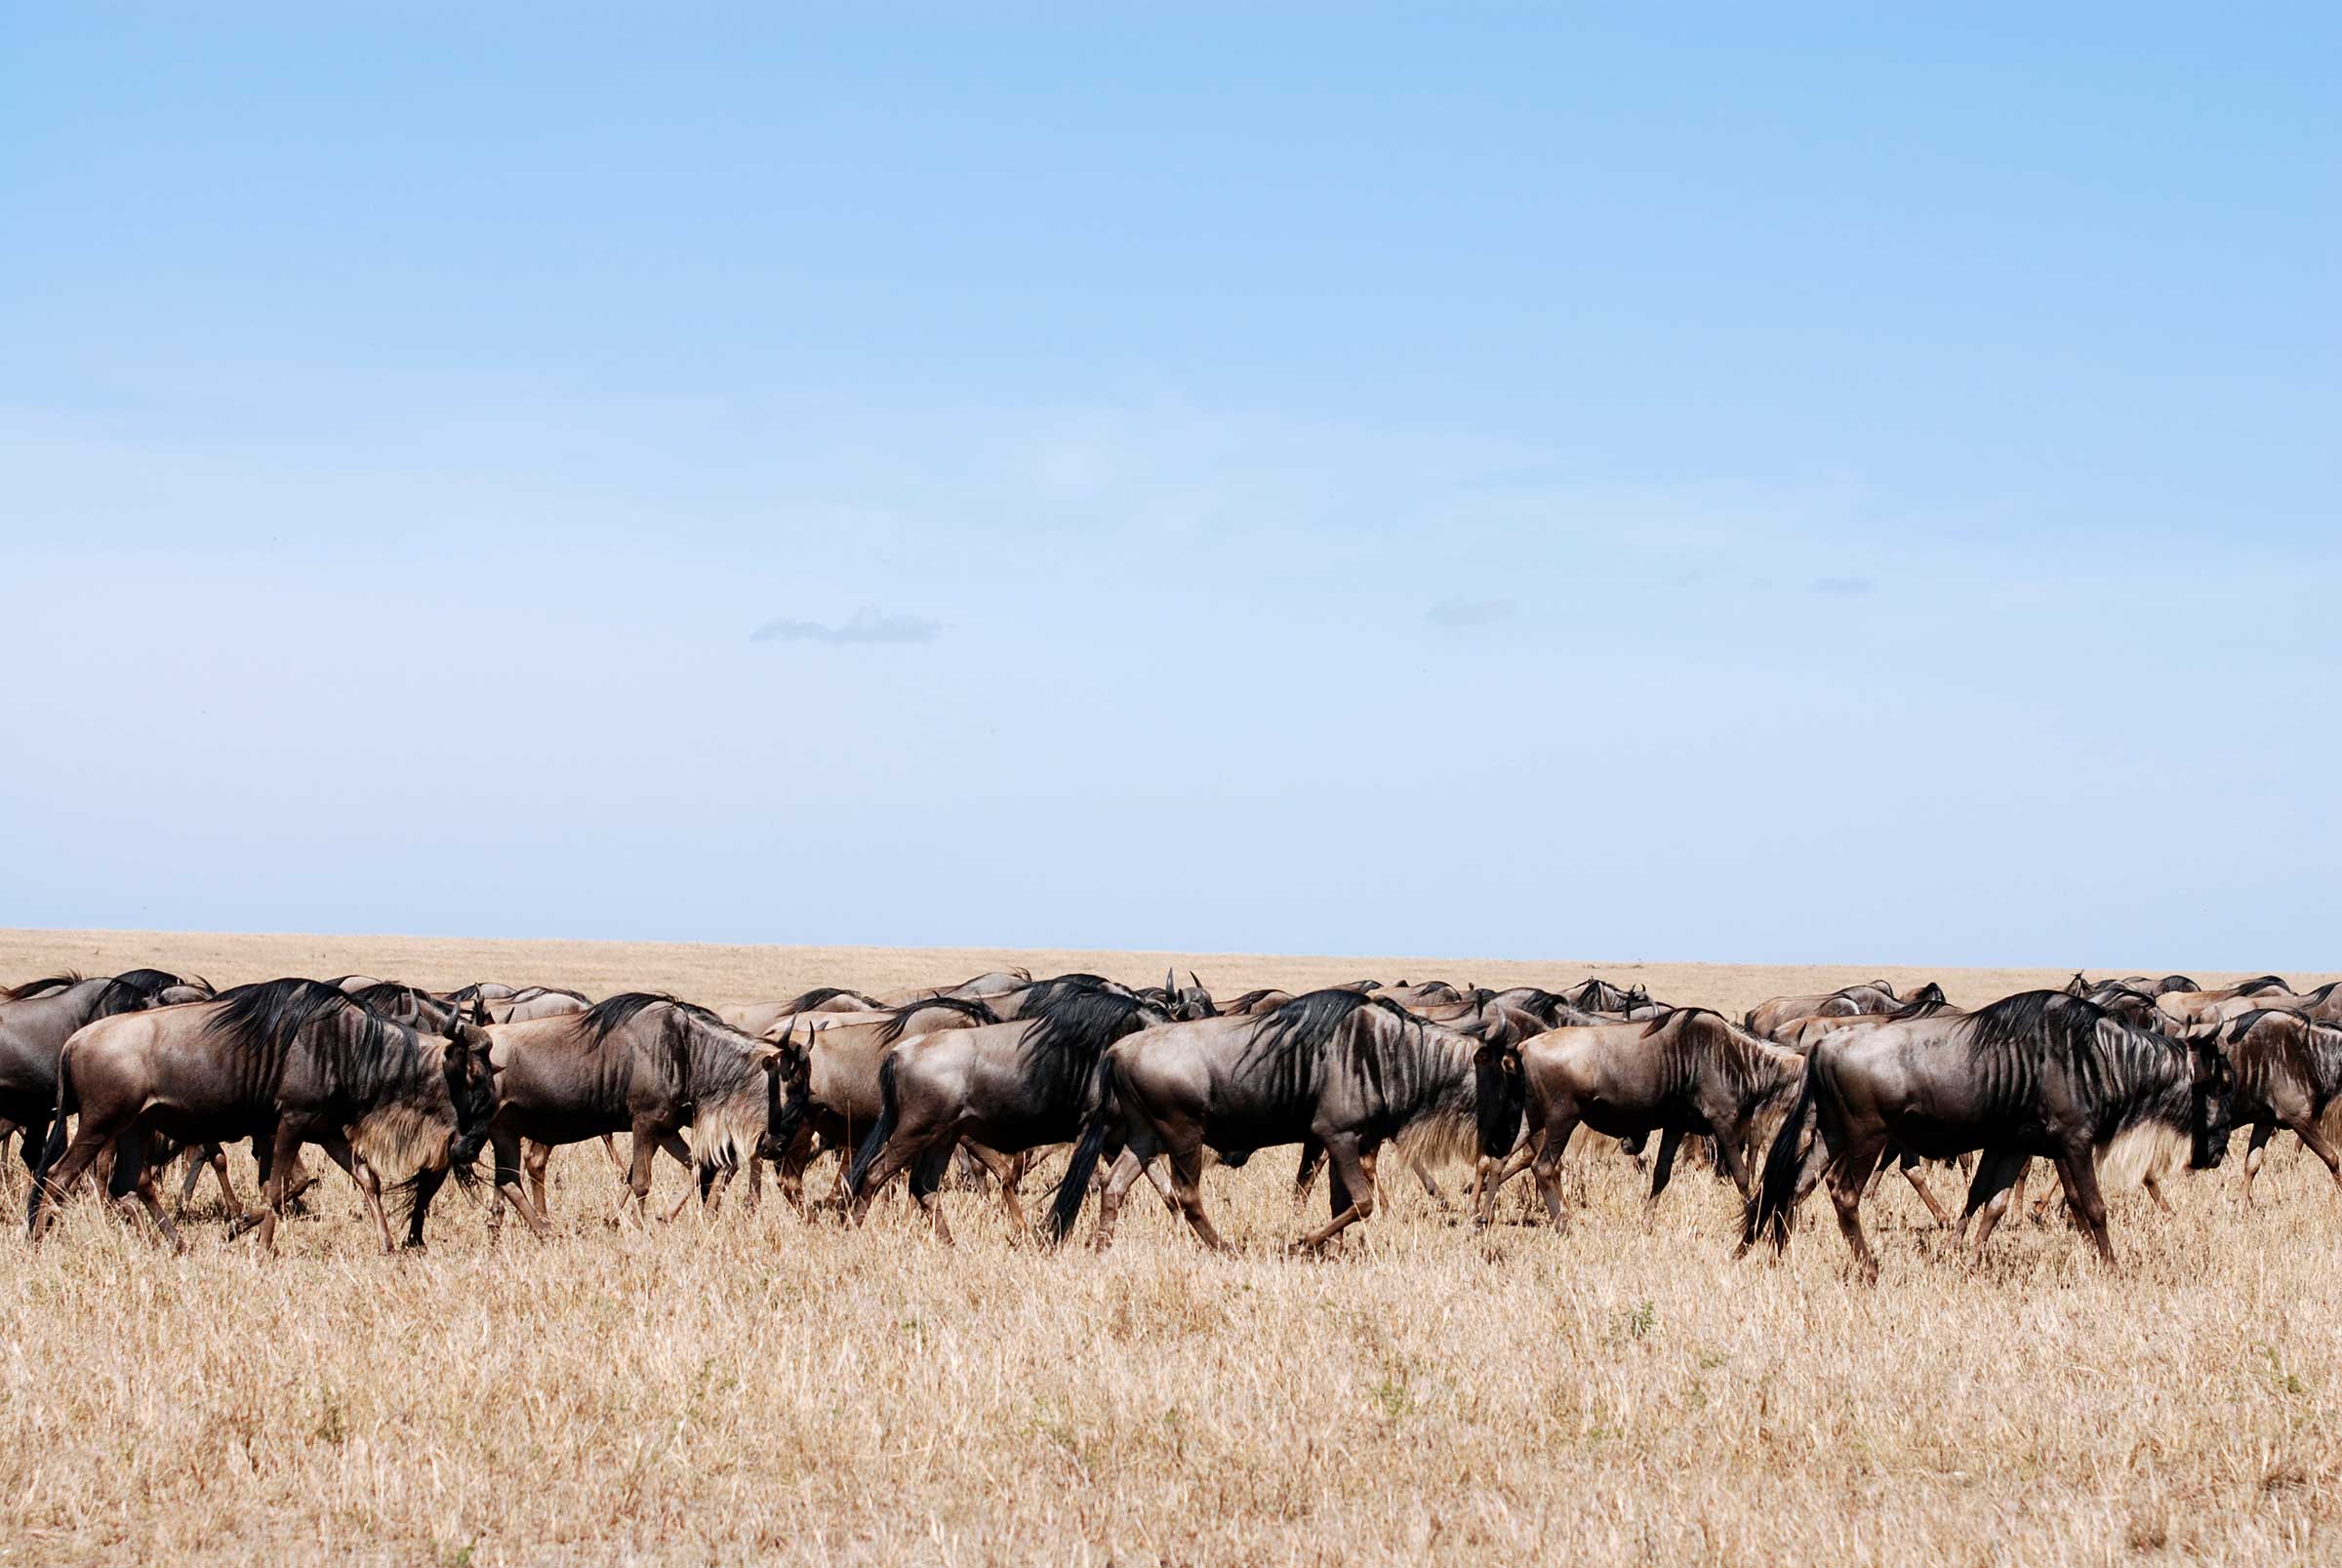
<box><xmin>3</xmin><ymin>5</ymin><xmax>2336</xmax><ymax>966</ymax></box>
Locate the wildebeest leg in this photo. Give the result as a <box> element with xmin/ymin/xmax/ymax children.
<box><xmin>2002</xmin><ymin>1164</ymin><xmax>2029</xmax><ymax>1223</ymax></box>
<box><xmin>1407</xmin><ymin>1152</ymin><xmax>1451</xmax><ymax>1211</ymax></box>
<box><xmin>619</xmin><ymin>1121</ymin><xmax>665</xmax><ymax>1226</ymax></box>
<box><xmin>961</xmin><ymin>1144</ymin><xmax>1029</xmax><ymax>1227</ymax></box>
<box><xmin>403</xmin><ymin>1165</ymin><xmax>449</xmax><ymax>1249</ymax></box>
<box><xmin>1295</xmin><ymin>1135</ymin><xmax>1377</xmax><ymax>1250</ymax></box>
<box><xmin>1528</xmin><ymin>1116</ymin><xmax>1579</xmax><ymax>1228</ymax></box>
<box><xmin>2140</xmin><ymin>1172</ymin><xmax>2174</xmax><ymax>1214</ymax></box>
<box><xmin>654</xmin><ymin>1131</ymin><xmax>703</xmax><ymax>1221</ymax></box>
<box><xmin>1160</xmin><ymin>1139</ymin><xmax>1230</xmax><ymax>1252</ymax></box>
<box><xmin>1900</xmin><ymin>1157</ymin><xmax>1955</xmax><ymax>1228</ymax></box>
<box><xmin>1960</xmin><ymin>1148</ymin><xmax>2029</xmax><ymax>1263</ymax></box>
<box><xmin>775</xmin><ymin>1122</ymin><xmax>816</xmax><ymax>1215</ymax></box>
<box><xmin>28</xmin><ymin>1113</ymin><xmax>126</xmax><ymax>1240</ymax></box>
<box><xmin>1290</xmin><ymin>1139</ymin><xmax>1327</xmax><ymax>1209</ymax></box>
<box><xmin>318</xmin><ymin>1131</ymin><xmax>396</xmax><ymax>1255</ymax></box>
<box><xmin>258</xmin><ymin>1122</ymin><xmax>307</xmax><ymax>1254</ymax></box>
<box><xmin>523</xmin><ymin>1141</ymin><xmax>554</xmax><ymax>1220</ymax></box>
<box><xmin>598</xmin><ymin>1133</ymin><xmax>625</xmax><ymax>1174</ymax></box>
<box><xmin>1091</xmin><ymin>1146</ymin><xmax>1153</xmax><ymax>1251</ymax></box>
<box><xmin>1712</xmin><ymin>1125</ymin><xmax>1757</xmax><ymax>1201</ymax></box>
<box><xmin>2240</xmin><ymin>1122</ymin><xmax>2276</xmax><ymax>1206</ymax></box>
<box><xmin>109</xmin><ymin>1136</ymin><xmax>183</xmax><ymax>1252</ymax></box>
<box><xmin>1646</xmin><ymin>1127</ymin><xmax>1683</xmax><ymax>1207</ymax></box>
<box><xmin>2051</xmin><ymin>1146</ymin><xmax>2116</xmax><ymax>1266</ymax></box>
<box><xmin>1824</xmin><ymin>1139</ymin><xmax>1887</xmax><ymax>1284</ymax></box>
<box><xmin>489</xmin><ymin>1128</ymin><xmax>551</xmax><ymax>1240</ymax></box>
<box><xmin>2287</xmin><ymin>1115</ymin><xmax>2342</xmax><ymax>1193</ymax></box>
<box><xmin>907</xmin><ymin>1142</ymin><xmax>956</xmax><ymax>1243</ymax></box>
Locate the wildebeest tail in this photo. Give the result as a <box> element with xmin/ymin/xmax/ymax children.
<box><xmin>1750</xmin><ymin>1059</ymin><xmax>1818</xmax><ymax>1249</ymax></box>
<box><xmin>1044</xmin><ymin>1056</ymin><xmax>1117</xmax><ymax>1244</ymax></box>
<box><xmin>1474</xmin><ymin>1042</ymin><xmax>1525</xmax><ymax>1158</ymax></box>
<box><xmin>842</xmin><ymin>1053</ymin><xmax>900</xmax><ymax>1198</ymax></box>
<box><xmin>26</xmin><ymin>1050</ymin><xmax>79</xmax><ymax>1233</ymax></box>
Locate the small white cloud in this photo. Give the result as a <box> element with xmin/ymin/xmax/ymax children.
<box><xmin>751</xmin><ymin>606</ymin><xmax>942</xmax><ymax>645</ymax></box>
<box><xmin>1425</xmin><ymin>597</ymin><xmax>1516</xmax><ymax>629</ymax></box>
<box><xmin>1812</xmin><ymin>577</ymin><xmax>1875</xmax><ymax>596</ymax></box>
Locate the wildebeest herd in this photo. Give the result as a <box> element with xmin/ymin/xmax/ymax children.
<box><xmin>3</xmin><ymin>964</ymin><xmax>2335</xmax><ymax>1274</ymax></box>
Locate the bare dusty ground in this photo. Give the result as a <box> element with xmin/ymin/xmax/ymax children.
<box><xmin>2</xmin><ymin>929</ymin><xmax>2336</xmax><ymax>1565</ymax></box>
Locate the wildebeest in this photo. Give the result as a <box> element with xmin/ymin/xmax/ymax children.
<box><xmin>0</xmin><ymin>970</ymin><xmax>213</xmax><ymax>1175</ymax></box>
<box><xmin>1559</xmin><ymin>978</ymin><xmax>1654</xmax><ymax>1016</ymax></box>
<box><xmin>718</xmin><ymin>985</ymin><xmax>884</xmax><ymax>1037</ymax></box>
<box><xmin>2221</xmin><ymin>1009</ymin><xmax>2342</xmax><ymax>1205</ymax></box>
<box><xmin>842</xmin><ymin>984</ymin><xmax>1169</xmax><ymax>1240</ymax></box>
<box><xmin>477</xmin><ymin>993</ymin><xmax>779</xmax><ymax>1234</ymax></box>
<box><xmin>1473</xmin><ymin>1009</ymin><xmax>1807</xmax><ymax>1227</ymax></box>
<box><xmin>1054</xmin><ymin>989</ymin><xmax>1486</xmax><ymax>1252</ymax></box>
<box><xmin>761</xmin><ymin>996</ymin><xmax>1003</xmax><ymax>1210</ymax></box>
<box><xmin>1745</xmin><ymin>981</ymin><xmax>1942</xmax><ymax>1041</ymax></box>
<box><xmin>1748</xmin><ymin>991</ymin><xmax>2234</xmax><ymax>1279</ymax></box>
<box><xmin>27</xmin><ymin>978</ymin><xmax>495</xmax><ymax>1252</ymax></box>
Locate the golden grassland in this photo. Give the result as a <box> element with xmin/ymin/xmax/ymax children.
<box><xmin>2</xmin><ymin>929</ymin><xmax>2337</xmax><ymax>1566</ymax></box>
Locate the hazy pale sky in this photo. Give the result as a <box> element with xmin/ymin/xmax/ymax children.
<box><xmin>4</xmin><ymin>5</ymin><xmax>2335</xmax><ymax>967</ymax></box>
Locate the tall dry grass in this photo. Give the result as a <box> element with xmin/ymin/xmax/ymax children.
<box><xmin>1</xmin><ymin>931</ymin><xmax>2336</xmax><ymax>1565</ymax></box>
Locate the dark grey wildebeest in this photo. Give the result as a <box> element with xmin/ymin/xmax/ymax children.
<box><xmin>1053</xmin><ymin>989</ymin><xmax>1487</xmax><ymax>1252</ymax></box>
<box><xmin>0</xmin><ymin>970</ymin><xmax>213</xmax><ymax>1177</ymax></box>
<box><xmin>841</xmin><ymin>985</ymin><xmax>1168</xmax><ymax>1241</ymax></box>
<box><xmin>762</xmin><ymin>996</ymin><xmax>1002</xmax><ymax>1211</ymax></box>
<box><xmin>1749</xmin><ymin>991</ymin><xmax>2234</xmax><ymax>1279</ymax></box>
<box><xmin>1473</xmin><ymin>1008</ymin><xmax>1808</xmax><ymax>1228</ymax></box>
<box><xmin>478</xmin><ymin>993</ymin><xmax>780</xmax><ymax>1234</ymax></box>
<box><xmin>28</xmin><ymin>978</ymin><xmax>495</xmax><ymax>1252</ymax></box>
<box><xmin>2222</xmin><ymin>1008</ymin><xmax>2342</xmax><ymax>1206</ymax></box>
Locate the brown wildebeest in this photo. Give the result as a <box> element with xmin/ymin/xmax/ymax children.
<box><xmin>0</xmin><ymin>970</ymin><xmax>213</xmax><ymax>1178</ymax></box>
<box><xmin>27</xmin><ymin>978</ymin><xmax>495</xmax><ymax>1252</ymax></box>
<box><xmin>1744</xmin><ymin>981</ymin><xmax>1940</xmax><ymax>1041</ymax></box>
<box><xmin>2154</xmin><ymin>977</ymin><xmax>2297</xmax><ymax>1032</ymax></box>
<box><xmin>1056</xmin><ymin>990</ymin><xmax>1487</xmax><ymax>1252</ymax></box>
<box><xmin>842</xmin><ymin>985</ymin><xmax>1169</xmax><ymax>1241</ymax></box>
<box><xmin>1221</xmin><ymin>988</ymin><xmax>1296</xmax><ymax>1016</ymax></box>
<box><xmin>1560</xmin><ymin>978</ymin><xmax>1654</xmax><ymax>1016</ymax></box>
<box><xmin>762</xmin><ymin>996</ymin><xmax>1001</xmax><ymax>1210</ymax></box>
<box><xmin>881</xmin><ymin>969</ymin><xmax>1033</xmax><ymax>1007</ymax></box>
<box><xmin>718</xmin><ymin>986</ymin><xmax>883</xmax><ymax>1038</ymax></box>
<box><xmin>479</xmin><ymin>993</ymin><xmax>780</xmax><ymax>1235</ymax></box>
<box><xmin>1472</xmin><ymin>1009</ymin><xmax>1807</xmax><ymax>1228</ymax></box>
<box><xmin>2222</xmin><ymin>1009</ymin><xmax>2342</xmax><ymax>1205</ymax></box>
<box><xmin>1749</xmin><ymin>992</ymin><xmax>2234</xmax><ymax>1280</ymax></box>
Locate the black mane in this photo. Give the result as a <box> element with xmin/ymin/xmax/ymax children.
<box><xmin>1015</xmin><ymin>986</ymin><xmax>1161</xmax><ymax>1099</ymax></box>
<box><xmin>781</xmin><ymin>985</ymin><xmax>877</xmax><ymax>1014</ymax></box>
<box><xmin>4</xmin><ymin>972</ymin><xmax>84</xmax><ymax>1002</ymax></box>
<box><xmin>877</xmin><ymin>994</ymin><xmax>998</xmax><ymax>1044</ymax></box>
<box><xmin>1961</xmin><ymin>989</ymin><xmax>2115</xmax><ymax>1065</ymax></box>
<box><xmin>579</xmin><ymin>992</ymin><xmax>720</xmax><ymax>1046</ymax></box>
<box><xmin>90</xmin><ymin>968</ymin><xmax>200</xmax><ymax>1018</ymax></box>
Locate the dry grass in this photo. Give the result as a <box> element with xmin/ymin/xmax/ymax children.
<box><xmin>3</xmin><ymin>929</ymin><xmax>2337</xmax><ymax>1565</ymax></box>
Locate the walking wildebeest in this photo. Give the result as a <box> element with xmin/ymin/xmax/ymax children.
<box><xmin>718</xmin><ymin>986</ymin><xmax>884</xmax><ymax>1037</ymax></box>
<box><xmin>1745</xmin><ymin>981</ymin><xmax>1942</xmax><ymax>1041</ymax></box>
<box><xmin>760</xmin><ymin>996</ymin><xmax>1003</xmax><ymax>1210</ymax></box>
<box><xmin>2221</xmin><ymin>1009</ymin><xmax>2342</xmax><ymax>1205</ymax></box>
<box><xmin>0</xmin><ymin>970</ymin><xmax>213</xmax><ymax>1176</ymax></box>
<box><xmin>1472</xmin><ymin>1009</ymin><xmax>1809</xmax><ymax>1228</ymax></box>
<box><xmin>1054</xmin><ymin>989</ymin><xmax>1487</xmax><ymax>1252</ymax></box>
<box><xmin>1748</xmin><ymin>991</ymin><xmax>2234</xmax><ymax>1279</ymax></box>
<box><xmin>477</xmin><ymin>993</ymin><xmax>780</xmax><ymax>1234</ymax></box>
<box><xmin>27</xmin><ymin>978</ymin><xmax>494</xmax><ymax>1252</ymax></box>
<box><xmin>842</xmin><ymin>984</ymin><xmax>1169</xmax><ymax>1240</ymax></box>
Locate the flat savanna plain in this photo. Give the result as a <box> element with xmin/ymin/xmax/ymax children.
<box><xmin>2</xmin><ymin>931</ymin><xmax>2336</xmax><ymax>1566</ymax></box>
